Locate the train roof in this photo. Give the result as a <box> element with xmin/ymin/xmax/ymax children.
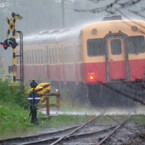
<box><xmin>81</xmin><ymin>19</ymin><xmax>145</xmax><ymax>37</ymax></box>
<box><xmin>22</xmin><ymin>28</ymin><xmax>81</xmax><ymax>44</ymax></box>
<box><xmin>82</xmin><ymin>19</ymin><xmax>145</xmax><ymax>30</ymax></box>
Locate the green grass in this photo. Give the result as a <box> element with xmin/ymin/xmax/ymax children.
<box><xmin>0</xmin><ymin>101</ymin><xmax>33</xmax><ymax>139</ymax></box>
<box><xmin>129</xmin><ymin>115</ymin><xmax>145</xmax><ymax>125</ymax></box>
<box><xmin>39</xmin><ymin>115</ymin><xmax>92</xmax><ymax>127</ymax></box>
<box><xmin>0</xmin><ymin>100</ymin><xmax>92</xmax><ymax>139</ymax></box>
<box><xmin>0</xmin><ymin>79</ymin><xmax>34</xmax><ymax>139</ymax></box>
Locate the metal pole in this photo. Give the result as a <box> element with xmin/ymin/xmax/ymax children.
<box><xmin>0</xmin><ymin>58</ymin><xmax>7</xmax><ymax>79</ymax></box>
<box><xmin>61</xmin><ymin>0</ymin><xmax>65</xmax><ymax>28</ymax></box>
<box><xmin>46</xmin><ymin>97</ymin><xmax>50</xmax><ymax>116</ymax></box>
<box><xmin>11</xmin><ymin>15</ymin><xmax>17</xmax><ymax>87</ymax></box>
<box><xmin>17</xmin><ymin>31</ymin><xmax>24</xmax><ymax>86</ymax></box>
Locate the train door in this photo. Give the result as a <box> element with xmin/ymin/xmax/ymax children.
<box><xmin>106</xmin><ymin>36</ymin><xmax>128</xmax><ymax>81</ymax></box>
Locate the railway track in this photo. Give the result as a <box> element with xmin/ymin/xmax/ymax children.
<box><xmin>0</xmin><ymin>113</ymin><xmax>133</xmax><ymax>145</ymax></box>
<box><xmin>0</xmin><ymin>123</ymin><xmax>90</xmax><ymax>145</ymax></box>
<box><xmin>96</xmin><ymin>114</ymin><xmax>132</xmax><ymax>145</ymax></box>
<box><xmin>0</xmin><ymin>113</ymin><xmax>103</xmax><ymax>145</ymax></box>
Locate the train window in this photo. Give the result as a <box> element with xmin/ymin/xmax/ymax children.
<box><xmin>30</xmin><ymin>50</ymin><xmax>32</xmax><ymax>64</ymax></box>
<box><xmin>38</xmin><ymin>49</ymin><xmax>41</xmax><ymax>64</ymax></box>
<box><xmin>111</xmin><ymin>39</ymin><xmax>122</xmax><ymax>55</ymax></box>
<box><xmin>59</xmin><ymin>45</ymin><xmax>63</xmax><ymax>63</ymax></box>
<box><xmin>50</xmin><ymin>48</ymin><xmax>53</xmax><ymax>64</ymax></box>
<box><xmin>25</xmin><ymin>51</ymin><xmax>28</xmax><ymax>64</ymax></box>
<box><xmin>46</xmin><ymin>47</ymin><xmax>49</xmax><ymax>64</ymax></box>
<box><xmin>41</xmin><ymin>50</ymin><xmax>45</xmax><ymax>64</ymax></box>
<box><xmin>26</xmin><ymin>51</ymin><xmax>29</xmax><ymax>64</ymax></box>
<box><xmin>41</xmin><ymin>49</ymin><xmax>44</xmax><ymax>64</ymax></box>
<box><xmin>32</xmin><ymin>50</ymin><xmax>35</xmax><ymax>64</ymax></box>
<box><xmin>53</xmin><ymin>48</ymin><xmax>55</xmax><ymax>64</ymax></box>
<box><xmin>35</xmin><ymin>50</ymin><xmax>37</xmax><ymax>64</ymax></box>
<box><xmin>32</xmin><ymin>50</ymin><xmax>34</xmax><ymax>64</ymax></box>
<box><xmin>125</xmin><ymin>36</ymin><xmax>145</xmax><ymax>54</ymax></box>
<box><xmin>38</xmin><ymin>49</ymin><xmax>40</xmax><ymax>64</ymax></box>
<box><xmin>55</xmin><ymin>48</ymin><xmax>57</xmax><ymax>63</ymax></box>
<box><xmin>40</xmin><ymin>49</ymin><xmax>42</xmax><ymax>64</ymax></box>
<box><xmin>87</xmin><ymin>38</ymin><xmax>106</xmax><ymax>56</ymax></box>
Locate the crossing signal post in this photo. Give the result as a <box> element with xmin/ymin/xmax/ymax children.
<box><xmin>5</xmin><ymin>12</ymin><xmax>23</xmax><ymax>86</ymax></box>
<box><xmin>0</xmin><ymin>38</ymin><xmax>18</xmax><ymax>49</ymax></box>
<box><xmin>6</xmin><ymin>13</ymin><xmax>17</xmax><ymax>86</ymax></box>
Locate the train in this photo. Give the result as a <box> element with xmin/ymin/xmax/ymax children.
<box><xmin>16</xmin><ymin>16</ymin><xmax>145</xmax><ymax>106</ymax></box>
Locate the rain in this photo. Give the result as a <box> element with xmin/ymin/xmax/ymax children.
<box><xmin>0</xmin><ymin>0</ymin><xmax>145</xmax><ymax>144</ymax></box>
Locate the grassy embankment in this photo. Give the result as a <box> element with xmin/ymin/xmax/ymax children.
<box><xmin>0</xmin><ymin>79</ymin><xmax>91</xmax><ymax>139</ymax></box>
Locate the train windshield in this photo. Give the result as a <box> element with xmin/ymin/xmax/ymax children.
<box><xmin>125</xmin><ymin>35</ymin><xmax>145</xmax><ymax>54</ymax></box>
<box><xmin>87</xmin><ymin>38</ymin><xmax>106</xmax><ymax>56</ymax></box>
<box><xmin>111</xmin><ymin>39</ymin><xmax>122</xmax><ymax>55</ymax></box>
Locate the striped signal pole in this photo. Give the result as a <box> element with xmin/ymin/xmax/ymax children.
<box><xmin>6</xmin><ymin>13</ymin><xmax>17</xmax><ymax>86</ymax></box>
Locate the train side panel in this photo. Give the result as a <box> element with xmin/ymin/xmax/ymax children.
<box><xmin>129</xmin><ymin>58</ymin><xmax>145</xmax><ymax>81</ymax></box>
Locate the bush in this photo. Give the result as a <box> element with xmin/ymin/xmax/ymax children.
<box><xmin>0</xmin><ymin>79</ymin><xmax>29</xmax><ymax>109</ymax></box>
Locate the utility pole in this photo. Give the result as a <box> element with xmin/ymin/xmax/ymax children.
<box><xmin>17</xmin><ymin>31</ymin><xmax>24</xmax><ymax>86</ymax></box>
<box><xmin>61</xmin><ymin>0</ymin><xmax>65</xmax><ymax>28</ymax></box>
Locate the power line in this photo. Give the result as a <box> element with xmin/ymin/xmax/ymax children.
<box><xmin>74</xmin><ymin>0</ymin><xmax>142</xmax><ymax>15</ymax></box>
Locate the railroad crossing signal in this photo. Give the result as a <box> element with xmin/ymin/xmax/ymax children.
<box><xmin>4</xmin><ymin>12</ymin><xmax>23</xmax><ymax>87</ymax></box>
<box><xmin>0</xmin><ymin>38</ymin><xmax>18</xmax><ymax>49</ymax></box>
<box><xmin>6</xmin><ymin>13</ymin><xmax>17</xmax><ymax>38</ymax></box>
<box><xmin>0</xmin><ymin>39</ymin><xmax>9</xmax><ymax>49</ymax></box>
<box><xmin>9</xmin><ymin>38</ymin><xmax>18</xmax><ymax>48</ymax></box>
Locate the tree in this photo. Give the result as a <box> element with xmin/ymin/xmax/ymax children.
<box><xmin>74</xmin><ymin>0</ymin><xmax>144</xmax><ymax>20</ymax></box>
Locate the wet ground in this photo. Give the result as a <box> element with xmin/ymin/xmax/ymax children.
<box><xmin>107</xmin><ymin>124</ymin><xmax>145</xmax><ymax>145</ymax></box>
<box><xmin>36</xmin><ymin>123</ymin><xmax>145</xmax><ymax>145</ymax></box>
<box><xmin>38</xmin><ymin>105</ymin><xmax>145</xmax><ymax>144</ymax></box>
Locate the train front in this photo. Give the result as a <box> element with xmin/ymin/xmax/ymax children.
<box><xmin>81</xmin><ymin>19</ymin><xmax>145</xmax><ymax>106</ymax></box>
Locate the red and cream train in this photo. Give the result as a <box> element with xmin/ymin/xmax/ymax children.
<box><xmin>16</xmin><ymin>16</ymin><xmax>145</xmax><ymax>105</ymax></box>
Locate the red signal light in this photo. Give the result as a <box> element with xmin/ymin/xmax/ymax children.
<box><xmin>89</xmin><ymin>75</ymin><xmax>94</xmax><ymax>80</ymax></box>
<box><xmin>1</xmin><ymin>43</ymin><xmax>7</xmax><ymax>48</ymax></box>
<box><xmin>88</xmin><ymin>73</ymin><xmax>95</xmax><ymax>81</ymax></box>
<box><xmin>0</xmin><ymin>40</ymin><xmax>9</xmax><ymax>49</ymax></box>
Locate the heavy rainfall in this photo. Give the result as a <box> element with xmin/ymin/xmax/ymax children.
<box><xmin>0</xmin><ymin>0</ymin><xmax>145</xmax><ymax>145</ymax></box>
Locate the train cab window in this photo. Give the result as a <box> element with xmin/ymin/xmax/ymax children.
<box><xmin>125</xmin><ymin>36</ymin><xmax>145</xmax><ymax>54</ymax></box>
<box><xmin>87</xmin><ymin>38</ymin><xmax>106</xmax><ymax>56</ymax></box>
<box><xmin>111</xmin><ymin>39</ymin><xmax>122</xmax><ymax>55</ymax></box>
